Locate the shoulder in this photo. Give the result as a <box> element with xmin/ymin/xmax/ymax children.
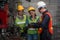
<box><xmin>46</xmin><ymin>12</ymin><xmax>52</xmax><ymax>17</ymax></box>
<box><xmin>44</xmin><ymin>14</ymin><xmax>50</xmax><ymax>20</ymax></box>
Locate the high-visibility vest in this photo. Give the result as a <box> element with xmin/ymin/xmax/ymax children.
<box><xmin>28</xmin><ymin>16</ymin><xmax>39</xmax><ymax>34</ymax></box>
<box><xmin>46</xmin><ymin>12</ymin><xmax>53</xmax><ymax>35</ymax></box>
<box><xmin>38</xmin><ymin>12</ymin><xmax>53</xmax><ymax>35</ymax></box>
<box><xmin>28</xmin><ymin>16</ymin><xmax>39</xmax><ymax>23</ymax></box>
<box><xmin>15</xmin><ymin>15</ymin><xmax>27</xmax><ymax>32</ymax></box>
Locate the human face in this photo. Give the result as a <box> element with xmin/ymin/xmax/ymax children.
<box><xmin>18</xmin><ymin>10</ymin><xmax>24</xmax><ymax>16</ymax></box>
<box><xmin>29</xmin><ymin>11</ymin><xmax>35</xmax><ymax>16</ymax></box>
<box><xmin>39</xmin><ymin>8</ymin><xmax>46</xmax><ymax>14</ymax></box>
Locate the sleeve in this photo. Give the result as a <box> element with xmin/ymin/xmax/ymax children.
<box><xmin>41</xmin><ymin>15</ymin><xmax>50</xmax><ymax>29</ymax></box>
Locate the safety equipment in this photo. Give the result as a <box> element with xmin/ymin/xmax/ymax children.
<box><xmin>28</xmin><ymin>16</ymin><xmax>39</xmax><ymax>34</ymax></box>
<box><xmin>46</xmin><ymin>12</ymin><xmax>53</xmax><ymax>35</ymax></box>
<box><xmin>39</xmin><ymin>12</ymin><xmax>53</xmax><ymax>35</ymax></box>
<box><xmin>15</xmin><ymin>15</ymin><xmax>27</xmax><ymax>32</ymax></box>
<box><xmin>28</xmin><ymin>6</ymin><xmax>35</xmax><ymax>11</ymax></box>
<box><xmin>17</xmin><ymin>5</ymin><xmax>24</xmax><ymax>11</ymax></box>
<box><xmin>37</xmin><ymin>1</ymin><xmax>46</xmax><ymax>8</ymax></box>
<box><xmin>28</xmin><ymin>16</ymin><xmax>39</xmax><ymax>24</ymax></box>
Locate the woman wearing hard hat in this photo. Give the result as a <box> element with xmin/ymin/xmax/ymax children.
<box><xmin>15</xmin><ymin>5</ymin><xmax>28</xmax><ymax>39</ymax></box>
<box><xmin>27</xmin><ymin>6</ymin><xmax>39</xmax><ymax>40</ymax></box>
<box><xmin>37</xmin><ymin>1</ymin><xmax>53</xmax><ymax>40</ymax></box>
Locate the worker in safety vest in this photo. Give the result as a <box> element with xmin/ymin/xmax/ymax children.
<box><xmin>37</xmin><ymin>1</ymin><xmax>54</xmax><ymax>40</ymax></box>
<box><xmin>27</xmin><ymin>6</ymin><xmax>39</xmax><ymax>40</ymax></box>
<box><xmin>15</xmin><ymin>5</ymin><xmax>28</xmax><ymax>38</ymax></box>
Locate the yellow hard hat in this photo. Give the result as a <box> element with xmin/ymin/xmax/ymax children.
<box><xmin>17</xmin><ymin>5</ymin><xmax>24</xmax><ymax>11</ymax></box>
<box><xmin>28</xmin><ymin>6</ymin><xmax>35</xmax><ymax>11</ymax></box>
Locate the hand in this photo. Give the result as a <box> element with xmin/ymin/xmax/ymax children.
<box><xmin>38</xmin><ymin>27</ymin><xmax>43</xmax><ymax>34</ymax></box>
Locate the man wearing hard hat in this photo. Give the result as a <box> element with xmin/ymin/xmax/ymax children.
<box><xmin>37</xmin><ymin>1</ymin><xmax>54</xmax><ymax>40</ymax></box>
<box><xmin>27</xmin><ymin>6</ymin><xmax>39</xmax><ymax>40</ymax></box>
<box><xmin>15</xmin><ymin>5</ymin><xmax>28</xmax><ymax>39</ymax></box>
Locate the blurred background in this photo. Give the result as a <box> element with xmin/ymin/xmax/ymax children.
<box><xmin>8</xmin><ymin>0</ymin><xmax>60</xmax><ymax>40</ymax></box>
<box><xmin>0</xmin><ymin>0</ymin><xmax>60</xmax><ymax>40</ymax></box>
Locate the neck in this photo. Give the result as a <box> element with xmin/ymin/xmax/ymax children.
<box><xmin>18</xmin><ymin>14</ymin><xmax>23</xmax><ymax>16</ymax></box>
<box><xmin>42</xmin><ymin>9</ymin><xmax>48</xmax><ymax>15</ymax></box>
<box><xmin>18</xmin><ymin>15</ymin><xmax>23</xmax><ymax>18</ymax></box>
<box><xmin>18</xmin><ymin>15</ymin><xmax>24</xmax><ymax>19</ymax></box>
<box><xmin>31</xmin><ymin>15</ymin><xmax>36</xmax><ymax>19</ymax></box>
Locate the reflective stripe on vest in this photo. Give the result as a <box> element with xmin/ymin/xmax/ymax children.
<box><xmin>17</xmin><ymin>22</ymin><xmax>25</xmax><ymax>24</ymax></box>
<box><xmin>16</xmin><ymin>15</ymin><xmax>26</xmax><ymax>24</ymax></box>
<box><xmin>15</xmin><ymin>15</ymin><xmax>26</xmax><ymax>32</ymax></box>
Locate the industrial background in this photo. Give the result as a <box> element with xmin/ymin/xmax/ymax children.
<box><xmin>8</xmin><ymin>0</ymin><xmax>60</xmax><ymax>40</ymax></box>
<box><xmin>0</xmin><ymin>0</ymin><xmax>60</xmax><ymax>40</ymax></box>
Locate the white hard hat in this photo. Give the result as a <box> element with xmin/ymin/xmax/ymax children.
<box><xmin>37</xmin><ymin>1</ymin><xmax>46</xmax><ymax>9</ymax></box>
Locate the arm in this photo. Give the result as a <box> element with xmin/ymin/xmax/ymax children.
<box><xmin>41</xmin><ymin>14</ymin><xmax>50</xmax><ymax>29</ymax></box>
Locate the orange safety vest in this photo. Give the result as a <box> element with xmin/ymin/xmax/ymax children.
<box><xmin>38</xmin><ymin>12</ymin><xmax>53</xmax><ymax>35</ymax></box>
